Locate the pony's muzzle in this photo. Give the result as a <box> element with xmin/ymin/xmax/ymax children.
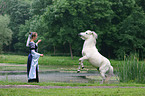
<box><xmin>78</xmin><ymin>33</ymin><xmax>81</xmax><ymax>36</ymax></box>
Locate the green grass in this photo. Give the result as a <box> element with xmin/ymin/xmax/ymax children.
<box><xmin>0</xmin><ymin>81</ymin><xmax>145</xmax><ymax>87</ymax></box>
<box><xmin>0</xmin><ymin>54</ymin><xmax>144</xmax><ymax>75</ymax></box>
<box><xmin>0</xmin><ymin>81</ymin><xmax>145</xmax><ymax>96</ymax></box>
<box><xmin>0</xmin><ymin>55</ymin><xmax>27</xmax><ymax>64</ymax></box>
<box><xmin>0</xmin><ymin>54</ymin><xmax>122</xmax><ymax>74</ymax></box>
<box><xmin>0</xmin><ymin>54</ymin><xmax>121</xmax><ymax>68</ymax></box>
<box><xmin>0</xmin><ymin>88</ymin><xmax>145</xmax><ymax>96</ymax></box>
<box><xmin>0</xmin><ymin>54</ymin><xmax>145</xmax><ymax>84</ymax></box>
<box><xmin>0</xmin><ymin>66</ymin><xmax>26</xmax><ymax>71</ymax></box>
<box><xmin>0</xmin><ymin>54</ymin><xmax>82</xmax><ymax>66</ymax></box>
<box><xmin>0</xmin><ymin>54</ymin><xmax>145</xmax><ymax>96</ymax></box>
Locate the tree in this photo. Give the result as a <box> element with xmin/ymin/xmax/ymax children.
<box><xmin>15</xmin><ymin>20</ymin><xmax>30</xmax><ymax>53</ymax></box>
<box><xmin>115</xmin><ymin>7</ymin><xmax>145</xmax><ymax>58</ymax></box>
<box><xmin>16</xmin><ymin>0</ymin><xmax>54</xmax><ymax>53</ymax></box>
<box><xmin>0</xmin><ymin>0</ymin><xmax>31</xmax><ymax>52</ymax></box>
<box><xmin>31</xmin><ymin>0</ymin><xmax>53</xmax><ymax>15</ymax></box>
<box><xmin>2</xmin><ymin>0</ymin><xmax>145</xmax><ymax>59</ymax></box>
<box><xmin>110</xmin><ymin>0</ymin><xmax>136</xmax><ymax>24</ymax></box>
<box><xmin>0</xmin><ymin>15</ymin><xmax>13</xmax><ymax>53</ymax></box>
<box><xmin>0</xmin><ymin>0</ymin><xmax>7</xmax><ymax>15</ymax></box>
<box><xmin>42</xmin><ymin>0</ymin><xmax>114</xmax><ymax>59</ymax></box>
<box><xmin>136</xmin><ymin>0</ymin><xmax>145</xmax><ymax>12</ymax></box>
<box><xmin>17</xmin><ymin>15</ymin><xmax>50</xmax><ymax>54</ymax></box>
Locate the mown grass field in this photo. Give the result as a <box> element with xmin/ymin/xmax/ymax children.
<box><xmin>0</xmin><ymin>88</ymin><xmax>145</xmax><ymax>96</ymax></box>
<box><xmin>0</xmin><ymin>54</ymin><xmax>145</xmax><ymax>96</ymax></box>
<box><xmin>0</xmin><ymin>81</ymin><xmax>145</xmax><ymax>96</ymax></box>
<box><xmin>0</xmin><ymin>54</ymin><xmax>121</xmax><ymax>67</ymax></box>
<box><xmin>0</xmin><ymin>54</ymin><xmax>126</xmax><ymax>75</ymax></box>
<box><xmin>0</xmin><ymin>80</ymin><xmax>145</xmax><ymax>87</ymax></box>
<box><xmin>0</xmin><ymin>54</ymin><xmax>144</xmax><ymax>71</ymax></box>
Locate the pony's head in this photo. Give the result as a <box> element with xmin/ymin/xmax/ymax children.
<box><xmin>79</xmin><ymin>30</ymin><xmax>98</xmax><ymax>40</ymax></box>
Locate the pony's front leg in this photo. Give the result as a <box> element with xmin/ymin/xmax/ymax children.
<box><xmin>77</xmin><ymin>56</ymin><xmax>88</xmax><ymax>73</ymax></box>
<box><xmin>77</xmin><ymin>62</ymin><xmax>82</xmax><ymax>73</ymax></box>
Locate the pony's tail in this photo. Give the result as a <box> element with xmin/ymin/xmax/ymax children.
<box><xmin>109</xmin><ymin>66</ymin><xmax>114</xmax><ymax>76</ymax></box>
<box><xmin>105</xmin><ymin>65</ymin><xmax>114</xmax><ymax>82</ymax></box>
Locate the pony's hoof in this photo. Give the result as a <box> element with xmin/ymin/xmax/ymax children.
<box><xmin>100</xmin><ymin>81</ymin><xmax>104</xmax><ymax>84</ymax></box>
<box><xmin>77</xmin><ymin>70</ymin><xmax>80</xmax><ymax>73</ymax></box>
<box><xmin>82</xmin><ymin>66</ymin><xmax>84</xmax><ymax>69</ymax></box>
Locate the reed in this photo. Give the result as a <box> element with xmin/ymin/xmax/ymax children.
<box><xmin>118</xmin><ymin>53</ymin><xmax>145</xmax><ymax>83</ymax></box>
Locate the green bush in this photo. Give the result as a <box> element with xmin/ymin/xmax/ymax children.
<box><xmin>118</xmin><ymin>53</ymin><xmax>145</xmax><ymax>83</ymax></box>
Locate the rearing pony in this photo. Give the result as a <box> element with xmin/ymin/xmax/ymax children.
<box><xmin>78</xmin><ymin>30</ymin><xmax>113</xmax><ymax>84</ymax></box>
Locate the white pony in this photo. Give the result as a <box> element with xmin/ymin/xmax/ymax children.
<box><xmin>78</xmin><ymin>30</ymin><xmax>113</xmax><ymax>83</ymax></box>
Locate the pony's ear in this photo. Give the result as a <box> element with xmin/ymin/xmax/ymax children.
<box><xmin>92</xmin><ymin>31</ymin><xmax>98</xmax><ymax>39</ymax></box>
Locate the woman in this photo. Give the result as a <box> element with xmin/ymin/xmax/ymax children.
<box><xmin>26</xmin><ymin>32</ymin><xmax>43</xmax><ymax>83</ymax></box>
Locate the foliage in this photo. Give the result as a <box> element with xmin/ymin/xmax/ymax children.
<box><xmin>0</xmin><ymin>15</ymin><xmax>12</xmax><ymax>53</ymax></box>
<box><xmin>30</xmin><ymin>0</ymin><xmax>53</xmax><ymax>15</ymax></box>
<box><xmin>136</xmin><ymin>0</ymin><xmax>145</xmax><ymax>12</ymax></box>
<box><xmin>1</xmin><ymin>0</ymin><xmax>145</xmax><ymax>59</ymax></box>
<box><xmin>110</xmin><ymin>0</ymin><xmax>136</xmax><ymax>24</ymax></box>
<box><xmin>0</xmin><ymin>0</ymin><xmax>31</xmax><ymax>52</ymax></box>
<box><xmin>15</xmin><ymin>20</ymin><xmax>30</xmax><ymax>52</ymax></box>
<box><xmin>17</xmin><ymin>0</ymin><xmax>53</xmax><ymax>54</ymax></box>
<box><xmin>115</xmin><ymin>7</ymin><xmax>145</xmax><ymax>58</ymax></box>
<box><xmin>41</xmin><ymin>0</ymin><xmax>114</xmax><ymax>57</ymax></box>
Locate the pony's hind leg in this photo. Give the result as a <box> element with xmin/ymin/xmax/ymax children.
<box><xmin>105</xmin><ymin>66</ymin><xmax>114</xmax><ymax>83</ymax></box>
<box><xmin>99</xmin><ymin>64</ymin><xmax>109</xmax><ymax>84</ymax></box>
<box><xmin>100</xmin><ymin>71</ymin><xmax>106</xmax><ymax>84</ymax></box>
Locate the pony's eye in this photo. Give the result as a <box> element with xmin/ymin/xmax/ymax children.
<box><xmin>86</xmin><ymin>33</ymin><xmax>88</xmax><ymax>34</ymax></box>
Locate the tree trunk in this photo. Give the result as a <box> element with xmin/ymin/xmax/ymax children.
<box><xmin>53</xmin><ymin>46</ymin><xmax>56</xmax><ymax>55</ymax></box>
<box><xmin>69</xmin><ymin>43</ymin><xmax>73</xmax><ymax>59</ymax></box>
<box><xmin>108</xmin><ymin>47</ymin><xmax>111</xmax><ymax>59</ymax></box>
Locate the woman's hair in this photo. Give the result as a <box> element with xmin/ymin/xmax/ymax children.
<box><xmin>29</xmin><ymin>32</ymin><xmax>37</xmax><ymax>39</ymax></box>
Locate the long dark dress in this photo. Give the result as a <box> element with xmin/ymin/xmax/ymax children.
<box><xmin>27</xmin><ymin>42</ymin><xmax>40</xmax><ymax>83</ymax></box>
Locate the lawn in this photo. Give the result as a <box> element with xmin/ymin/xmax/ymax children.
<box><xmin>0</xmin><ymin>54</ymin><xmax>82</xmax><ymax>65</ymax></box>
<box><xmin>0</xmin><ymin>54</ymin><xmax>123</xmax><ymax>74</ymax></box>
<box><xmin>0</xmin><ymin>54</ymin><xmax>145</xmax><ymax>96</ymax></box>
<box><xmin>0</xmin><ymin>54</ymin><xmax>120</xmax><ymax>67</ymax></box>
<box><xmin>1</xmin><ymin>54</ymin><xmax>144</xmax><ymax>72</ymax></box>
<box><xmin>0</xmin><ymin>88</ymin><xmax>145</xmax><ymax>96</ymax></box>
<box><xmin>0</xmin><ymin>81</ymin><xmax>145</xmax><ymax>87</ymax></box>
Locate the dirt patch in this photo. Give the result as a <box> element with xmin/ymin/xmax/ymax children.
<box><xmin>0</xmin><ymin>71</ymin><xmax>119</xmax><ymax>83</ymax></box>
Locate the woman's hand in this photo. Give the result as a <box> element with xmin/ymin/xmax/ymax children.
<box><xmin>40</xmin><ymin>54</ymin><xmax>43</xmax><ymax>57</ymax></box>
<box><xmin>37</xmin><ymin>40</ymin><xmax>41</xmax><ymax>44</ymax></box>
